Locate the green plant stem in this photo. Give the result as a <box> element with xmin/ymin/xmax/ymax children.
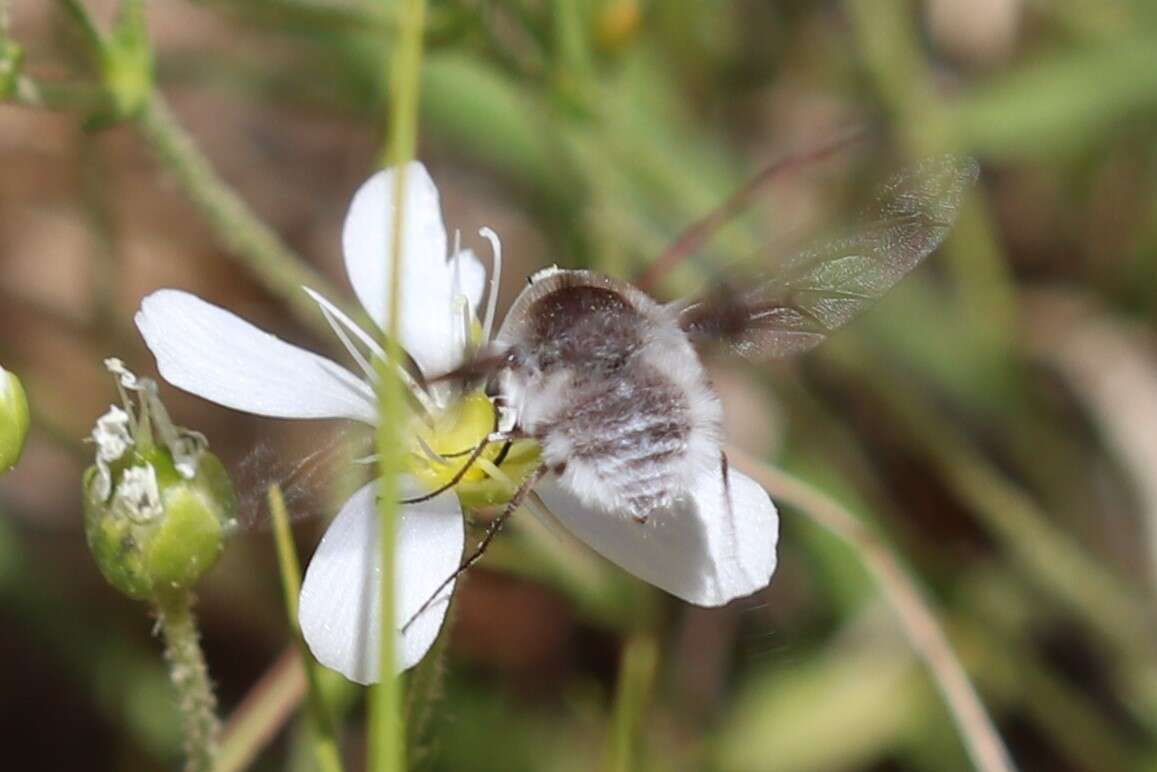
<box><xmin>404</xmin><ymin>597</ymin><xmax>455</xmax><ymax>762</ymax></box>
<box><xmin>47</xmin><ymin>0</ymin><xmax>339</xmax><ymax>331</ymax></box>
<box><xmin>825</xmin><ymin>339</ymin><xmax>1155</xmax><ymax>665</ymax></box>
<box><xmin>134</xmin><ymin>95</ymin><xmax>340</xmax><ymax>333</ymax></box>
<box><xmin>605</xmin><ymin>634</ymin><xmax>659</xmax><ymax>772</ymax></box>
<box><xmin>268</xmin><ymin>484</ymin><xmax>344</xmax><ymax>772</ymax></box>
<box><xmin>553</xmin><ymin>0</ymin><xmax>591</xmax><ymax>81</ymax></box>
<box><xmin>730</xmin><ymin>448</ymin><xmax>1016</xmax><ymax>772</ymax></box>
<box><xmin>155</xmin><ymin>592</ymin><xmax>222</xmax><ymax>772</ymax></box>
<box><xmin>218</xmin><ymin>648</ymin><xmax>307</xmax><ymax>772</ymax></box>
<box><xmin>5</xmin><ymin>76</ymin><xmax>98</xmax><ymax>110</ymax></box>
<box><xmin>370</xmin><ymin>0</ymin><xmax>427</xmax><ymax>769</ymax></box>
<box><xmin>55</xmin><ymin>0</ymin><xmax>103</xmax><ymax>48</ymax></box>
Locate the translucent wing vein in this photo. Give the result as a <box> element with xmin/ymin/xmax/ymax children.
<box><xmin>679</xmin><ymin>155</ymin><xmax>979</xmax><ymax>359</ymax></box>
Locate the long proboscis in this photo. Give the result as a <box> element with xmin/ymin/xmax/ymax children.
<box><xmin>424</xmin><ymin>348</ymin><xmax>510</xmax><ymax>387</ymax></box>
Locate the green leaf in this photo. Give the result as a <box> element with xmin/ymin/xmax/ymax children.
<box><xmin>715</xmin><ymin>633</ymin><xmax>949</xmax><ymax>772</ymax></box>
<box><xmin>421</xmin><ymin>53</ymin><xmax>565</xmax><ymax>197</ymax></box>
<box><xmin>948</xmin><ymin>37</ymin><xmax>1157</xmax><ymax>158</ymax></box>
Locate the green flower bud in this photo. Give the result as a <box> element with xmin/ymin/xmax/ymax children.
<box><xmin>83</xmin><ymin>360</ymin><xmax>236</xmax><ymax>601</ymax></box>
<box><xmin>0</xmin><ymin>365</ymin><xmax>30</xmax><ymax>473</ymax></box>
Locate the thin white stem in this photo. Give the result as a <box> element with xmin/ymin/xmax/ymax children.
<box><xmin>475</xmin><ymin>456</ymin><xmax>514</xmax><ymax>488</ymax></box>
<box><xmin>302</xmin><ymin>287</ymin><xmax>388</xmax><ymax>359</ymax></box>
<box><xmin>301</xmin><ymin>286</ymin><xmax>434</xmax><ymax>415</ymax></box>
<box><xmin>104</xmin><ymin>357</ymin><xmax>139</xmax><ymax>428</ymax></box>
<box><xmin>415</xmin><ymin>434</ymin><xmax>447</xmax><ymax>465</ymax></box>
<box><xmin>315</xmin><ymin>359</ymin><xmax>379</xmax><ymax>407</ymax></box>
<box><xmin>454</xmin><ymin>295</ymin><xmax>471</xmax><ymax>360</ymax></box>
<box><xmin>447</xmin><ymin>230</ymin><xmax>473</xmax><ymax>357</ymax></box>
<box><xmin>316</xmin><ymin>299</ymin><xmax>378</xmax><ymax>385</ymax></box>
<box><xmin>728</xmin><ymin>448</ymin><xmax>1016</xmax><ymax>772</ymax></box>
<box><xmin>479</xmin><ymin>227</ymin><xmax>503</xmax><ymax>342</ymax></box>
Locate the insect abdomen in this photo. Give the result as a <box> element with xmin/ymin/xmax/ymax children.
<box><xmin>544</xmin><ymin>362</ymin><xmax>692</xmax><ymax>520</ymax></box>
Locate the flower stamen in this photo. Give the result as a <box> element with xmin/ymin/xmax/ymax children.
<box><xmin>302</xmin><ymin>286</ymin><xmax>435</xmax><ymax>416</ymax></box>
<box><xmin>105</xmin><ymin>357</ymin><xmax>139</xmax><ymax>427</ymax></box>
<box><xmin>474</xmin><ymin>456</ymin><xmax>515</xmax><ymax>489</ymax></box>
<box><xmin>415</xmin><ymin>434</ymin><xmax>447</xmax><ymax>465</ymax></box>
<box><xmin>453</xmin><ymin>294</ymin><xmax>471</xmax><ymax>358</ymax></box>
<box><xmin>480</xmin><ymin>226</ymin><xmax>503</xmax><ymax>343</ymax></box>
<box><xmin>314</xmin><ymin>294</ymin><xmax>378</xmax><ymax>385</ymax></box>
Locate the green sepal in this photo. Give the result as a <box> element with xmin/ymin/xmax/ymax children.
<box><xmin>83</xmin><ymin>449</ymin><xmax>237</xmax><ymax>602</ymax></box>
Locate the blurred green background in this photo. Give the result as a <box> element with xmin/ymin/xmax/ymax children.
<box><xmin>3</xmin><ymin>0</ymin><xmax>1157</xmax><ymax>770</ymax></box>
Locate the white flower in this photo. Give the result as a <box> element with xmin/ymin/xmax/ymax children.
<box><xmin>137</xmin><ymin>163</ymin><xmax>483</xmax><ymax>683</ymax></box>
<box><xmin>135</xmin><ymin>162</ymin><xmax>777</xmax><ymax>685</ymax></box>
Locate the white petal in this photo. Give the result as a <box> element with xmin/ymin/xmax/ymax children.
<box><xmin>342</xmin><ymin>163</ymin><xmax>481</xmax><ymax>376</ymax></box>
<box><xmin>136</xmin><ymin>290</ymin><xmax>376</xmax><ymax>423</ymax></box>
<box><xmin>535</xmin><ymin>464</ymin><xmax>778</xmax><ymax>606</ymax></box>
<box><xmin>298</xmin><ymin>479</ymin><xmax>465</xmax><ymax>683</ymax></box>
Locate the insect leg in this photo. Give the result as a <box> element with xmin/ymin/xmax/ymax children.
<box><xmin>399</xmin><ymin>430</ymin><xmax>513</xmax><ymax>505</ymax></box>
<box><xmin>720</xmin><ymin>450</ymin><xmax>741</xmax><ymax>558</ymax></box>
<box><xmin>721</xmin><ymin>450</ymin><xmax>734</xmax><ymax>516</ymax></box>
<box><xmin>401</xmin><ymin>462</ymin><xmax>550</xmax><ymax>634</ymax></box>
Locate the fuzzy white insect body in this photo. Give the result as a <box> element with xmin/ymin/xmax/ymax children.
<box><xmin>495</xmin><ymin>268</ymin><xmax>723</xmax><ymax>522</ymax></box>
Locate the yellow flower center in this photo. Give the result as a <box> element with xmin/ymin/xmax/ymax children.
<box><xmin>405</xmin><ymin>391</ymin><xmax>542</xmax><ymax>508</ymax></box>
<box><xmin>407</xmin><ymin>392</ymin><xmax>502</xmax><ymax>489</ymax></box>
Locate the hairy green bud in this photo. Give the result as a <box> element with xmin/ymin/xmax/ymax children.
<box><xmin>83</xmin><ymin>360</ymin><xmax>236</xmax><ymax>601</ymax></box>
<box><xmin>0</xmin><ymin>366</ymin><xmax>30</xmax><ymax>473</ymax></box>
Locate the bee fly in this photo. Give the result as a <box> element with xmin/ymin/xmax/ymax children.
<box><xmin>403</xmin><ymin>151</ymin><xmax>979</xmax><ymax>631</ymax></box>
<box><xmin>494</xmin><ymin>267</ymin><xmax>724</xmax><ymax>522</ymax></box>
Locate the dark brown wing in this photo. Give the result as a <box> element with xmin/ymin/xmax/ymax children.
<box><xmin>677</xmin><ymin>155</ymin><xmax>979</xmax><ymax>359</ymax></box>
